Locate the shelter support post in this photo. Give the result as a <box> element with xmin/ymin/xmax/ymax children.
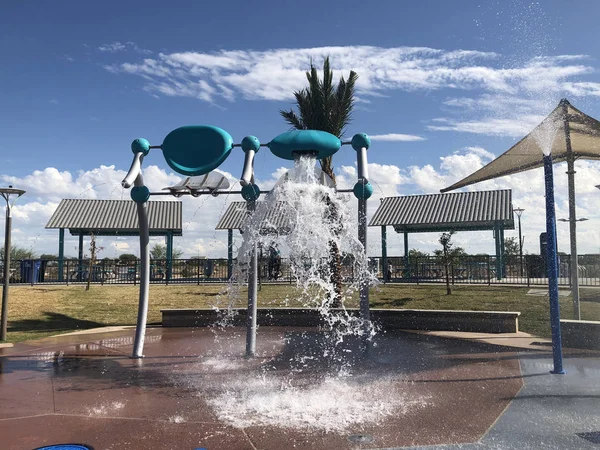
<box><xmin>500</xmin><ymin>226</ymin><xmax>505</xmax><ymax>279</ymax></box>
<box><xmin>166</xmin><ymin>231</ymin><xmax>173</xmax><ymax>282</ymax></box>
<box><xmin>543</xmin><ymin>154</ymin><xmax>565</xmax><ymax>374</ymax></box>
<box><xmin>58</xmin><ymin>228</ymin><xmax>64</xmax><ymax>282</ymax></box>
<box><xmin>358</xmin><ymin>198</ymin><xmax>370</xmax><ymax>326</ymax></box>
<box><xmin>78</xmin><ymin>232</ymin><xmax>84</xmax><ymax>282</ymax></box>
<box><xmin>494</xmin><ymin>224</ymin><xmax>502</xmax><ymax>280</ymax></box>
<box><xmin>227</xmin><ymin>229</ymin><xmax>233</xmax><ymax>280</ymax></box>
<box><xmin>404</xmin><ymin>232</ymin><xmax>409</xmax><ymax>278</ymax></box>
<box><xmin>381</xmin><ymin>226</ymin><xmax>388</xmax><ymax>282</ymax></box>
<box><xmin>246</xmin><ymin>200</ymin><xmax>258</xmax><ymax>357</ymax></box>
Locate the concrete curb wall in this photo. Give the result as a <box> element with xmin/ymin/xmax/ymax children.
<box><xmin>561</xmin><ymin>319</ymin><xmax>600</xmax><ymax>350</ymax></box>
<box><xmin>161</xmin><ymin>308</ymin><xmax>520</xmax><ymax>334</ymax></box>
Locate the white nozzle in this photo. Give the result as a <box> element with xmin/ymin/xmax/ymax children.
<box><xmin>240</xmin><ymin>149</ymin><xmax>256</xmax><ymax>187</ymax></box>
<box><xmin>357</xmin><ymin>147</ymin><xmax>369</xmax><ymax>183</ymax></box>
<box><xmin>122</xmin><ymin>153</ymin><xmax>144</xmax><ymax>188</ymax></box>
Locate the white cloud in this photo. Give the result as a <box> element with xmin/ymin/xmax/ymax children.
<box><xmin>99</xmin><ymin>42</ymin><xmax>127</xmax><ymax>52</ymax></box>
<box><xmin>99</xmin><ymin>42</ymin><xmax>152</xmax><ymax>54</ymax></box>
<box><xmin>464</xmin><ymin>146</ymin><xmax>495</xmax><ymax>160</ymax></box>
<box><xmin>428</xmin><ymin>115</ymin><xmax>544</xmax><ymax>138</ymax></box>
<box><xmin>103</xmin><ymin>45</ymin><xmax>597</xmax><ymax>107</ymax></box>
<box><xmin>369</xmin><ymin>134</ymin><xmax>425</xmax><ymax>142</ymax></box>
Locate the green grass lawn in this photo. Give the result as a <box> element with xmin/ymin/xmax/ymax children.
<box><xmin>2</xmin><ymin>283</ymin><xmax>600</xmax><ymax>343</ymax></box>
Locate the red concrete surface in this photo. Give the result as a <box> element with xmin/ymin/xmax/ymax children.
<box><xmin>0</xmin><ymin>327</ymin><xmax>525</xmax><ymax>450</ymax></box>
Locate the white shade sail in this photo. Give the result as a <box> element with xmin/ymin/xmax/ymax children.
<box><xmin>441</xmin><ymin>99</ymin><xmax>600</xmax><ymax>192</ymax></box>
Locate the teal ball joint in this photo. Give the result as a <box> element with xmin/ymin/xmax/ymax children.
<box><xmin>131</xmin><ymin>185</ymin><xmax>150</xmax><ymax>203</ymax></box>
<box><xmin>353</xmin><ymin>181</ymin><xmax>373</xmax><ymax>200</ymax></box>
<box><xmin>351</xmin><ymin>133</ymin><xmax>370</xmax><ymax>151</ymax></box>
<box><xmin>132</xmin><ymin>138</ymin><xmax>151</xmax><ymax>156</ymax></box>
<box><xmin>241</xmin><ymin>184</ymin><xmax>261</xmax><ymax>202</ymax></box>
<box><xmin>241</xmin><ymin>136</ymin><xmax>261</xmax><ymax>153</ymax></box>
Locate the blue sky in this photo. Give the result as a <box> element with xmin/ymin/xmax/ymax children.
<box><xmin>2</xmin><ymin>0</ymin><xmax>600</xmax><ymax>257</ymax></box>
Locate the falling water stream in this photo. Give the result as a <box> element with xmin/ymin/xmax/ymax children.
<box><xmin>184</xmin><ymin>156</ymin><xmax>430</xmax><ymax>432</ymax></box>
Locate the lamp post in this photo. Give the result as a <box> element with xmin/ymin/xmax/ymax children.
<box><xmin>513</xmin><ymin>208</ymin><xmax>525</xmax><ymax>277</ymax></box>
<box><xmin>0</xmin><ymin>186</ymin><xmax>26</xmax><ymax>341</ymax></box>
<box><xmin>542</xmin><ymin>154</ymin><xmax>565</xmax><ymax>374</ymax></box>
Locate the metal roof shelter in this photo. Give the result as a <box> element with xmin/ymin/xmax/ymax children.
<box><xmin>216</xmin><ymin>201</ymin><xmax>292</xmax><ymax>232</ymax></box>
<box><xmin>441</xmin><ymin>99</ymin><xmax>600</xmax><ymax>319</ymax></box>
<box><xmin>216</xmin><ymin>201</ymin><xmax>294</xmax><ymax>278</ymax></box>
<box><xmin>369</xmin><ymin>190</ymin><xmax>514</xmax><ymax>280</ymax></box>
<box><xmin>46</xmin><ymin>199</ymin><xmax>182</xmax><ymax>281</ymax></box>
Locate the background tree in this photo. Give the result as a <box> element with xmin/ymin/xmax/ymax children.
<box><xmin>503</xmin><ymin>237</ymin><xmax>520</xmax><ymax>256</ymax></box>
<box><xmin>408</xmin><ymin>249</ymin><xmax>430</xmax><ymax>259</ymax></box>
<box><xmin>39</xmin><ymin>254</ymin><xmax>58</xmax><ymax>260</ymax></box>
<box><xmin>118</xmin><ymin>253</ymin><xmax>137</xmax><ymax>263</ymax></box>
<box><xmin>280</xmin><ymin>57</ymin><xmax>358</xmax><ymax>307</ymax></box>
<box><xmin>436</xmin><ymin>231</ymin><xmax>465</xmax><ymax>295</ymax></box>
<box><xmin>86</xmin><ymin>233</ymin><xmax>103</xmax><ymax>291</ymax></box>
<box><xmin>150</xmin><ymin>244</ymin><xmax>183</xmax><ymax>260</ymax></box>
<box><xmin>0</xmin><ymin>245</ymin><xmax>35</xmax><ymax>261</ymax></box>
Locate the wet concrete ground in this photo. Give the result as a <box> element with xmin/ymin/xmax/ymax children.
<box><xmin>0</xmin><ymin>327</ymin><xmax>596</xmax><ymax>450</ymax></box>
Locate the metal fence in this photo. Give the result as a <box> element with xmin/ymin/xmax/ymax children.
<box><xmin>2</xmin><ymin>254</ymin><xmax>600</xmax><ymax>286</ymax></box>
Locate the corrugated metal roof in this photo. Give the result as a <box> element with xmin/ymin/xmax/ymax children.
<box><xmin>216</xmin><ymin>201</ymin><xmax>292</xmax><ymax>232</ymax></box>
<box><xmin>46</xmin><ymin>199</ymin><xmax>182</xmax><ymax>236</ymax></box>
<box><xmin>369</xmin><ymin>190</ymin><xmax>514</xmax><ymax>232</ymax></box>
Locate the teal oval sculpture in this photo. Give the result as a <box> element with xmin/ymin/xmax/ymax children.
<box><xmin>268</xmin><ymin>130</ymin><xmax>341</xmax><ymax>160</ymax></box>
<box><xmin>162</xmin><ymin>125</ymin><xmax>233</xmax><ymax>176</ymax></box>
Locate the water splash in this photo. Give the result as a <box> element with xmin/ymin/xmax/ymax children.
<box><xmin>230</xmin><ymin>155</ymin><xmax>377</xmax><ymax>342</ymax></box>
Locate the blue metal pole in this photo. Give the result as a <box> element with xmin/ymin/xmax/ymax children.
<box><xmin>543</xmin><ymin>154</ymin><xmax>565</xmax><ymax>375</ymax></box>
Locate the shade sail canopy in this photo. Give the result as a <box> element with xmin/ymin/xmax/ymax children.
<box><xmin>441</xmin><ymin>99</ymin><xmax>600</xmax><ymax>193</ymax></box>
<box><xmin>46</xmin><ymin>199</ymin><xmax>182</xmax><ymax>236</ymax></box>
<box><xmin>369</xmin><ymin>189</ymin><xmax>514</xmax><ymax>233</ymax></box>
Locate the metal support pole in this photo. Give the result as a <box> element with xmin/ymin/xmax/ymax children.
<box><xmin>494</xmin><ymin>224</ymin><xmax>502</xmax><ymax>280</ymax></box>
<box><xmin>166</xmin><ymin>231</ymin><xmax>173</xmax><ymax>282</ymax></box>
<box><xmin>516</xmin><ymin>212</ymin><xmax>524</xmax><ymax>277</ymax></box>
<box><xmin>543</xmin><ymin>154</ymin><xmax>565</xmax><ymax>374</ymax></box>
<box><xmin>562</xmin><ymin>100</ymin><xmax>580</xmax><ymax>320</ymax></box>
<box><xmin>358</xmin><ymin>198</ymin><xmax>370</xmax><ymax>325</ymax></box>
<box><xmin>1</xmin><ymin>205</ymin><xmax>11</xmax><ymax>341</ymax></box>
<box><xmin>78</xmin><ymin>232</ymin><xmax>84</xmax><ymax>282</ymax></box>
<box><xmin>132</xmin><ymin>200</ymin><xmax>150</xmax><ymax>358</ymax></box>
<box><xmin>566</xmin><ymin>163</ymin><xmax>580</xmax><ymax>319</ymax></box>
<box><xmin>246</xmin><ymin>200</ymin><xmax>258</xmax><ymax>357</ymax></box>
<box><xmin>227</xmin><ymin>229</ymin><xmax>233</xmax><ymax>280</ymax></box>
<box><xmin>381</xmin><ymin>226</ymin><xmax>388</xmax><ymax>282</ymax></box>
<box><xmin>58</xmin><ymin>228</ymin><xmax>65</xmax><ymax>282</ymax></box>
<box><xmin>500</xmin><ymin>226</ymin><xmax>505</xmax><ymax>279</ymax></box>
<box><xmin>404</xmin><ymin>232</ymin><xmax>409</xmax><ymax>278</ymax></box>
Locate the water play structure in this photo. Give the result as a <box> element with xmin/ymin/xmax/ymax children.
<box><xmin>122</xmin><ymin>126</ymin><xmax>374</xmax><ymax>358</ymax></box>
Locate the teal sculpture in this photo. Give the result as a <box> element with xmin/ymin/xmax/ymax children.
<box><xmin>122</xmin><ymin>125</ymin><xmax>372</xmax><ymax>359</ymax></box>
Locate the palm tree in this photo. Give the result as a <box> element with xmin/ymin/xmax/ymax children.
<box><xmin>280</xmin><ymin>57</ymin><xmax>358</xmax><ymax>307</ymax></box>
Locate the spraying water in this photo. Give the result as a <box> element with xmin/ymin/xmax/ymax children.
<box><xmin>234</xmin><ymin>155</ymin><xmax>377</xmax><ymax>342</ymax></box>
